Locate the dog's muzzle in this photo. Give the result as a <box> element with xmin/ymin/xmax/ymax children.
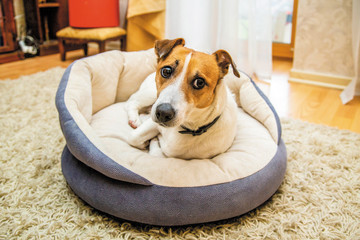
<box><xmin>155</xmin><ymin>103</ymin><xmax>176</xmax><ymax>124</ymax></box>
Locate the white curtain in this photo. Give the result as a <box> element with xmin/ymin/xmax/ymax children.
<box><xmin>165</xmin><ymin>0</ymin><xmax>273</xmax><ymax>80</ymax></box>
<box><xmin>340</xmin><ymin>0</ymin><xmax>360</xmax><ymax>104</ymax></box>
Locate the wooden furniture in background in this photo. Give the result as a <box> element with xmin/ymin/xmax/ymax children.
<box><xmin>24</xmin><ymin>0</ymin><xmax>69</xmax><ymax>56</ymax></box>
<box><xmin>56</xmin><ymin>26</ymin><xmax>127</xmax><ymax>61</ymax></box>
<box><xmin>0</xmin><ymin>0</ymin><xmax>24</xmax><ymax>63</ymax></box>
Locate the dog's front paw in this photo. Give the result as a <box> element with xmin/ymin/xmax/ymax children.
<box><xmin>128</xmin><ymin>134</ymin><xmax>149</xmax><ymax>150</ymax></box>
<box><xmin>127</xmin><ymin>110</ymin><xmax>142</xmax><ymax>129</ymax></box>
<box><xmin>128</xmin><ymin>119</ymin><xmax>141</xmax><ymax>129</ymax></box>
<box><xmin>125</xmin><ymin>102</ymin><xmax>142</xmax><ymax>129</ymax></box>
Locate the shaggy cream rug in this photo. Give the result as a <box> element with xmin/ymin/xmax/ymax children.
<box><xmin>0</xmin><ymin>68</ymin><xmax>359</xmax><ymax>239</ymax></box>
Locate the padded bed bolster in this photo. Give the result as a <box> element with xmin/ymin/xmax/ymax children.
<box><xmin>224</xmin><ymin>71</ymin><xmax>280</xmax><ymax>144</ymax></box>
<box><xmin>249</xmin><ymin>79</ymin><xmax>282</xmax><ymax>144</ymax></box>
<box><xmin>56</xmin><ymin>60</ymin><xmax>153</xmax><ymax>186</ymax></box>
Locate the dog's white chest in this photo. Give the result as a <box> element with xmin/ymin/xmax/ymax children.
<box><xmin>157</xmin><ymin>117</ymin><xmax>236</xmax><ymax>159</ymax></box>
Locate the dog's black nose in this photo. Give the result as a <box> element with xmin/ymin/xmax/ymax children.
<box><xmin>155</xmin><ymin>103</ymin><xmax>175</xmax><ymax>123</ymax></box>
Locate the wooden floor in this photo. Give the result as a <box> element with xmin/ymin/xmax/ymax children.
<box><xmin>1</xmin><ymin>49</ymin><xmax>359</xmax><ymax>133</ymax></box>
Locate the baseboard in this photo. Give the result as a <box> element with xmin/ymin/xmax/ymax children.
<box><xmin>0</xmin><ymin>50</ymin><xmax>24</xmax><ymax>64</ymax></box>
<box><xmin>289</xmin><ymin>69</ymin><xmax>352</xmax><ymax>90</ymax></box>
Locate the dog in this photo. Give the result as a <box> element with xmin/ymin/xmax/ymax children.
<box><xmin>125</xmin><ymin>38</ymin><xmax>240</xmax><ymax>159</ymax></box>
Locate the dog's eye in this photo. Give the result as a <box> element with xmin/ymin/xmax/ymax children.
<box><xmin>192</xmin><ymin>78</ymin><xmax>206</xmax><ymax>90</ymax></box>
<box><xmin>161</xmin><ymin>66</ymin><xmax>173</xmax><ymax>78</ymax></box>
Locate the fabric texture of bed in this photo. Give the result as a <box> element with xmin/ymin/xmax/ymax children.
<box><xmin>56</xmin><ymin>49</ymin><xmax>287</xmax><ymax>225</ymax></box>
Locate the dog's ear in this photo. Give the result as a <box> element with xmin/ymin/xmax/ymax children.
<box><xmin>155</xmin><ymin>38</ymin><xmax>185</xmax><ymax>60</ymax></box>
<box><xmin>213</xmin><ymin>50</ymin><xmax>240</xmax><ymax>78</ymax></box>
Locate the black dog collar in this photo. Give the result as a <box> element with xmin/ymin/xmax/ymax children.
<box><xmin>178</xmin><ymin>115</ymin><xmax>221</xmax><ymax>136</ymax></box>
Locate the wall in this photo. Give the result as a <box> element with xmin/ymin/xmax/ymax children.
<box><xmin>290</xmin><ymin>0</ymin><xmax>354</xmax><ymax>89</ymax></box>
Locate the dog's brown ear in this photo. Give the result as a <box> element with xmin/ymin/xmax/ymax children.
<box><xmin>155</xmin><ymin>38</ymin><xmax>185</xmax><ymax>60</ymax></box>
<box><xmin>213</xmin><ymin>50</ymin><xmax>240</xmax><ymax>78</ymax></box>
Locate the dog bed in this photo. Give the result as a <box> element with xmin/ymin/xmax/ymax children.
<box><xmin>56</xmin><ymin>49</ymin><xmax>287</xmax><ymax>226</ymax></box>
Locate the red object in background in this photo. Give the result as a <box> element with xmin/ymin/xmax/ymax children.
<box><xmin>69</xmin><ymin>0</ymin><xmax>119</xmax><ymax>28</ymax></box>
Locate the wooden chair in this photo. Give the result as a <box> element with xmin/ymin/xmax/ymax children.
<box><xmin>56</xmin><ymin>27</ymin><xmax>127</xmax><ymax>61</ymax></box>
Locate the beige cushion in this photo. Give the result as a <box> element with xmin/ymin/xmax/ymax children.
<box><xmin>56</xmin><ymin>26</ymin><xmax>126</xmax><ymax>41</ymax></box>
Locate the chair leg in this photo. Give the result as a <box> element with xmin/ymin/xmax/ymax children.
<box><xmin>120</xmin><ymin>36</ymin><xmax>127</xmax><ymax>51</ymax></box>
<box><xmin>58</xmin><ymin>38</ymin><xmax>66</xmax><ymax>61</ymax></box>
<box><xmin>83</xmin><ymin>43</ymin><xmax>88</xmax><ymax>56</ymax></box>
<box><xmin>98</xmin><ymin>41</ymin><xmax>106</xmax><ymax>53</ymax></box>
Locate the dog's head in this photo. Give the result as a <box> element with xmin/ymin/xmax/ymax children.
<box><xmin>151</xmin><ymin>38</ymin><xmax>240</xmax><ymax>127</ymax></box>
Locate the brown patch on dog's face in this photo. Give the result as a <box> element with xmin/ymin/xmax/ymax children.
<box><xmin>155</xmin><ymin>47</ymin><xmax>221</xmax><ymax>109</ymax></box>
<box><xmin>155</xmin><ymin>46</ymin><xmax>191</xmax><ymax>96</ymax></box>
<box><xmin>181</xmin><ymin>51</ymin><xmax>221</xmax><ymax>108</ymax></box>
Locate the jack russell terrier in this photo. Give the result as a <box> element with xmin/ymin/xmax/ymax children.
<box><xmin>125</xmin><ymin>38</ymin><xmax>240</xmax><ymax>159</ymax></box>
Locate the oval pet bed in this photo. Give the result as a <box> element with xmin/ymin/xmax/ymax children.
<box><xmin>56</xmin><ymin>49</ymin><xmax>287</xmax><ymax>226</ymax></box>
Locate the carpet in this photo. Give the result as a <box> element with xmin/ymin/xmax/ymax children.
<box><xmin>0</xmin><ymin>68</ymin><xmax>359</xmax><ymax>239</ymax></box>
